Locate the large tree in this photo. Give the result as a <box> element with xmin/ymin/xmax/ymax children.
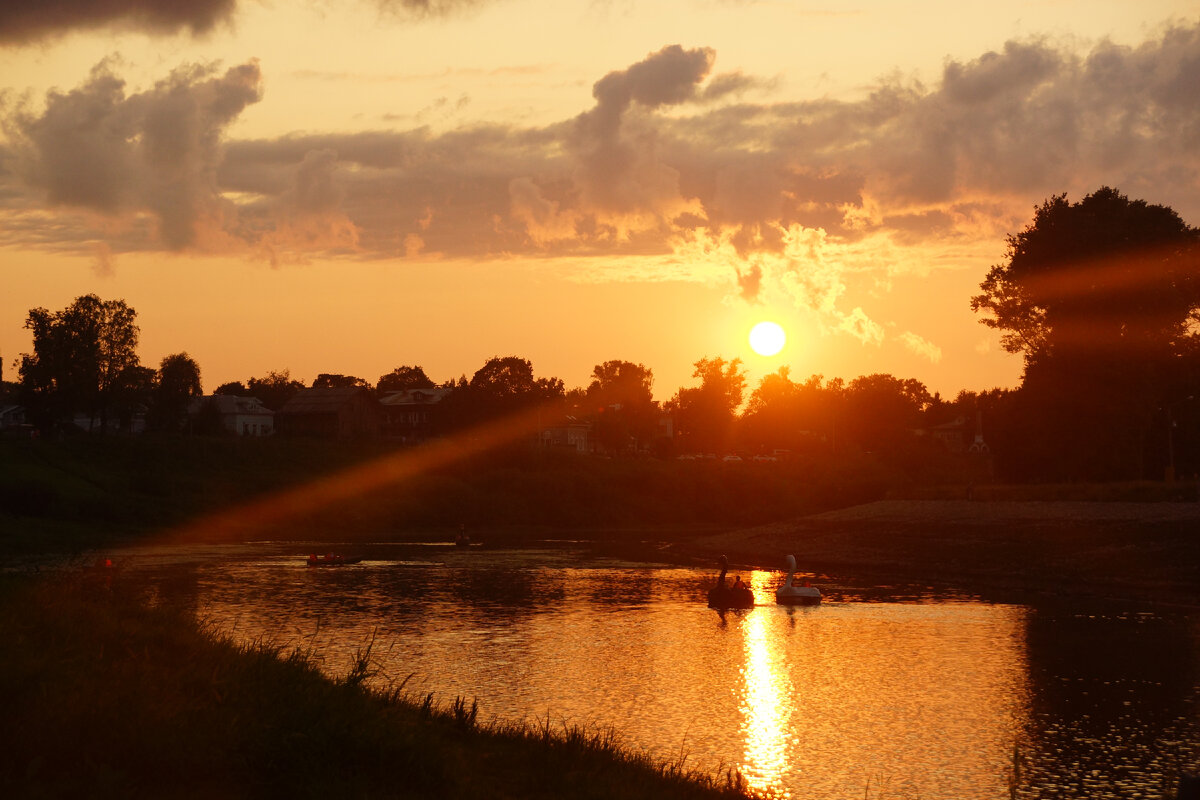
<box><xmin>438</xmin><ymin>356</ymin><xmax>565</xmax><ymax>432</ymax></box>
<box><xmin>665</xmin><ymin>356</ymin><xmax>747</xmax><ymax>454</ymax></box>
<box><xmin>585</xmin><ymin>360</ymin><xmax>657</xmax><ymax>454</ymax></box>
<box><xmin>150</xmin><ymin>353</ymin><xmax>203</xmax><ymax>432</ymax></box>
<box><xmin>971</xmin><ymin>188</ymin><xmax>1200</xmax><ymax>480</ymax></box>
<box><xmin>19</xmin><ymin>294</ymin><xmax>141</xmax><ymax>432</ymax></box>
<box><xmin>972</xmin><ymin>187</ymin><xmax>1199</xmax><ymax>367</ymax></box>
<box><xmin>247</xmin><ymin>370</ymin><xmax>306</xmax><ymax>411</ymax></box>
<box><xmin>377</xmin><ymin>365</ymin><xmax>435</xmax><ymax>393</ymax></box>
<box><xmin>312</xmin><ymin>373</ymin><xmax>368</xmax><ymax>389</ymax></box>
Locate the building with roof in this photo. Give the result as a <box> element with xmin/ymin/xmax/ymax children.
<box><xmin>189</xmin><ymin>395</ymin><xmax>275</xmax><ymax>437</ymax></box>
<box><xmin>276</xmin><ymin>386</ymin><xmax>379</xmax><ymax>438</ymax></box>
<box><xmin>379</xmin><ymin>387</ymin><xmax>450</xmax><ymax>442</ymax></box>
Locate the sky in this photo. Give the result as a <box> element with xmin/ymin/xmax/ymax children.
<box><xmin>1</xmin><ymin>0</ymin><xmax>1197</xmax><ymax>401</ymax></box>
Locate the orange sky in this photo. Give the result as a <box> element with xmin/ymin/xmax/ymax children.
<box><xmin>1</xmin><ymin>1</ymin><xmax>1197</xmax><ymax>400</ymax></box>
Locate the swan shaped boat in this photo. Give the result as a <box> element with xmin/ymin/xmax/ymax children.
<box><xmin>774</xmin><ymin>554</ymin><xmax>821</xmax><ymax>605</ymax></box>
<box><xmin>707</xmin><ymin>555</ymin><xmax>755</xmax><ymax>609</ymax></box>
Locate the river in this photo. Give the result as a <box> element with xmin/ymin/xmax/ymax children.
<box><xmin>105</xmin><ymin>541</ymin><xmax>1199</xmax><ymax>800</ymax></box>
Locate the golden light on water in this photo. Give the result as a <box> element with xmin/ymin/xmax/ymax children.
<box><xmin>739</xmin><ymin>572</ymin><xmax>793</xmax><ymax>798</ymax></box>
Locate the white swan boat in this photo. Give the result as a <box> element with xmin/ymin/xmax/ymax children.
<box><xmin>775</xmin><ymin>554</ymin><xmax>821</xmax><ymax>605</ymax></box>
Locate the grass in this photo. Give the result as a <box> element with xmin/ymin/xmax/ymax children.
<box><xmin>0</xmin><ymin>572</ymin><xmax>754</xmax><ymax>799</ymax></box>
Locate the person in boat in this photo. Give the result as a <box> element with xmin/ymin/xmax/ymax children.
<box><xmin>732</xmin><ymin>576</ymin><xmax>747</xmax><ymax>592</ymax></box>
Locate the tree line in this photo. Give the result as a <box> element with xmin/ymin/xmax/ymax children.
<box><xmin>7</xmin><ymin>187</ymin><xmax>1199</xmax><ymax>483</ymax></box>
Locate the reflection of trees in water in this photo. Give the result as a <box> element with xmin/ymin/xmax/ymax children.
<box><xmin>582</xmin><ymin>570</ymin><xmax>655</xmax><ymax>607</ymax></box>
<box><xmin>1019</xmin><ymin>603</ymin><xmax>1200</xmax><ymax>796</ymax></box>
<box><xmin>445</xmin><ymin>567</ymin><xmax>565</xmax><ymax>611</ymax></box>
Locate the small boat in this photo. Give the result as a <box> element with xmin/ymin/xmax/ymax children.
<box><xmin>774</xmin><ymin>554</ymin><xmax>821</xmax><ymax>605</ymax></box>
<box><xmin>306</xmin><ymin>553</ymin><xmax>363</xmax><ymax>567</ymax></box>
<box><xmin>707</xmin><ymin>555</ymin><xmax>755</xmax><ymax>609</ymax></box>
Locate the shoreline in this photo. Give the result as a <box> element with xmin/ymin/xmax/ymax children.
<box><xmin>658</xmin><ymin>500</ymin><xmax>1200</xmax><ymax>608</ymax></box>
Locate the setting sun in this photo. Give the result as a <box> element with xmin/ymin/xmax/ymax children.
<box><xmin>749</xmin><ymin>321</ymin><xmax>787</xmax><ymax>357</ymax></box>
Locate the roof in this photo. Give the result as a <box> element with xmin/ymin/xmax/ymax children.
<box><xmin>379</xmin><ymin>387</ymin><xmax>451</xmax><ymax>406</ymax></box>
<box><xmin>279</xmin><ymin>386</ymin><xmax>373</xmax><ymax>414</ymax></box>
<box><xmin>189</xmin><ymin>395</ymin><xmax>274</xmax><ymax>416</ymax></box>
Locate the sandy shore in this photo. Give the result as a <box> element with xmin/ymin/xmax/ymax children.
<box><xmin>671</xmin><ymin>500</ymin><xmax>1200</xmax><ymax>607</ymax></box>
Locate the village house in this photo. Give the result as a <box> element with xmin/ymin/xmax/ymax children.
<box><xmin>276</xmin><ymin>386</ymin><xmax>379</xmax><ymax>438</ymax></box>
<box><xmin>538</xmin><ymin>415</ymin><xmax>592</xmax><ymax>454</ymax></box>
<box><xmin>189</xmin><ymin>395</ymin><xmax>275</xmax><ymax>437</ymax></box>
<box><xmin>378</xmin><ymin>387</ymin><xmax>451</xmax><ymax>442</ymax></box>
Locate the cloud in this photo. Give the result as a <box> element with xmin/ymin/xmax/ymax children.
<box><xmin>839</xmin><ymin>307</ymin><xmax>885</xmax><ymax>346</ymax></box>
<box><xmin>0</xmin><ymin>0</ymin><xmax>236</xmax><ymax>45</ymax></box>
<box><xmin>2</xmin><ymin>23</ymin><xmax>1199</xmax><ymax>300</ymax></box>
<box><xmin>373</xmin><ymin>0</ymin><xmax>492</xmax><ymax>19</ymax></box>
<box><xmin>900</xmin><ymin>331</ymin><xmax>943</xmax><ymax>363</ymax></box>
<box><xmin>5</xmin><ymin>58</ymin><xmax>262</xmax><ymax>250</ymax></box>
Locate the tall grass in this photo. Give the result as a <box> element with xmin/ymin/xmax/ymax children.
<box><xmin>0</xmin><ymin>572</ymin><xmax>755</xmax><ymax>799</ymax></box>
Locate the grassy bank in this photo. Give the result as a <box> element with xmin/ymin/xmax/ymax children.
<box><xmin>0</xmin><ymin>434</ymin><xmax>923</xmax><ymax>551</ymax></box>
<box><xmin>0</xmin><ymin>573</ymin><xmax>751</xmax><ymax>799</ymax></box>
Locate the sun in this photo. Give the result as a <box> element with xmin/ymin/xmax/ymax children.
<box><xmin>749</xmin><ymin>321</ymin><xmax>786</xmax><ymax>357</ymax></box>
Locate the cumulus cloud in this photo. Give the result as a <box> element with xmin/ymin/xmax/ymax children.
<box><xmin>5</xmin><ymin>58</ymin><xmax>262</xmax><ymax>250</ymax></box>
<box><xmin>2</xmin><ymin>22</ymin><xmax>1199</xmax><ymax>329</ymax></box>
<box><xmin>0</xmin><ymin>0</ymin><xmax>236</xmax><ymax>45</ymax></box>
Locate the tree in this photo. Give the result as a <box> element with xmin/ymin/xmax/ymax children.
<box><xmin>377</xmin><ymin>366</ymin><xmax>435</xmax><ymax>393</ymax></box>
<box><xmin>247</xmin><ymin>370</ymin><xmax>306</xmax><ymax>411</ymax></box>
<box><xmin>150</xmin><ymin>353</ymin><xmax>203</xmax><ymax>432</ymax></box>
<box><xmin>841</xmin><ymin>374</ymin><xmax>931</xmax><ymax>452</ymax></box>
<box><xmin>971</xmin><ymin>187</ymin><xmax>1200</xmax><ymax>480</ymax></box>
<box><xmin>585</xmin><ymin>360</ymin><xmax>658</xmax><ymax>454</ymax></box>
<box><xmin>19</xmin><ymin>294</ymin><xmax>141</xmax><ymax>432</ymax></box>
<box><xmin>665</xmin><ymin>356</ymin><xmax>746</xmax><ymax>454</ymax></box>
<box><xmin>214</xmin><ymin>381</ymin><xmax>247</xmax><ymax>395</ymax></box>
<box><xmin>312</xmin><ymin>373</ymin><xmax>368</xmax><ymax>389</ymax></box>
<box><xmin>437</xmin><ymin>356</ymin><xmax>565</xmax><ymax>432</ymax></box>
<box><xmin>972</xmin><ymin>187</ymin><xmax>1199</xmax><ymax>367</ymax></box>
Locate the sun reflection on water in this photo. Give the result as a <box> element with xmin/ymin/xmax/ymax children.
<box><xmin>740</xmin><ymin>584</ymin><xmax>793</xmax><ymax>798</ymax></box>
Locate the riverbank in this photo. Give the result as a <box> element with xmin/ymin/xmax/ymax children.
<box><xmin>669</xmin><ymin>500</ymin><xmax>1200</xmax><ymax>607</ymax></box>
<box><xmin>0</xmin><ymin>573</ymin><xmax>751</xmax><ymax>799</ymax></box>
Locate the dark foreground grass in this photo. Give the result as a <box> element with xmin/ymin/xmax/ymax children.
<box><xmin>0</xmin><ymin>573</ymin><xmax>752</xmax><ymax>800</ymax></box>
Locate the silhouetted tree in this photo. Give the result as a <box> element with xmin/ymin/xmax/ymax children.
<box><xmin>666</xmin><ymin>356</ymin><xmax>746</xmax><ymax>454</ymax></box>
<box><xmin>150</xmin><ymin>353</ymin><xmax>203</xmax><ymax>432</ymax></box>
<box><xmin>247</xmin><ymin>370</ymin><xmax>305</xmax><ymax>411</ymax></box>
<box><xmin>841</xmin><ymin>374</ymin><xmax>931</xmax><ymax>453</ymax></box>
<box><xmin>585</xmin><ymin>360</ymin><xmax>658</xmax><ymax>454</ymax></box>
<box><xmin>312</xmin><ymin>373</ymin><xmax>368</xmax><ymax>389</ymax></box>
<box><xmin>437</xmin><ymin>356</ymin><xmax>564</xmax><ymax>432</ymax></box>
<box><xmin>214</xmin><ymin>381</ymin><xmax>247</xmax><ymax>396</ymax></box>
<box><xmin>972</xmin><ymin>188</ymin><xmax>1200</xmax><ymax>480</ymax></box>
<box><xmin>19</xmin><ymin>294</ymin><xmax>141</xmax><ymax>433</ymax></box>
<box><xmin>377</xmin><ymin>365</ymin><xmax>435</xmax><ymax>393</ymax></box>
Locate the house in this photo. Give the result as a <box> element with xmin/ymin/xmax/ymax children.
<box><xmin>928</xmin><ymin>416</ymin><xmax>968</xmax><ymax>453</ymax></box>
<box><xmin>379</xmin><ymin>387</ymin><xmax>451</xmax><ymax>442</ymax></box>
<box><xmin>0</xmin><ymin>405</ymin><xmax>32</xmax><ymax>437</ymax></box>
<box><xmin>538</xmin><ymin>415</ymin><xmax>592</xmax><ymax>454</ymax></box>
<box><xmin>189</xmin><ymin>395</ymin><xmax>275</xmax><ymax>436</ymax></box>
<box><xmin>276</xmin><ymin>386</ymin><xmax>379</xmax><ymax>438</ymax></box>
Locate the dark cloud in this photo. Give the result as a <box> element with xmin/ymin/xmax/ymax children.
<box><xmin>2</xmin><ymin>24</ymin><xmax>1199</xmax><ymax>270</ymax></box>
<box><xmin>5</xmin><ymin>58</ymin><xmax>262</xmax><ymax>249</ymax></box>
<box><xmin>373</xmin><ymin>0</ymin><xmax>491</xmax><ymax>19</ymax></box>
<box><xmin>0</xmin><ymin>0</ymin><xmax>236</xmax><ymax>45</ymax></box>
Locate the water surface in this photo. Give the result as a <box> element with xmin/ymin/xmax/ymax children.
<box><xmin>109</xmin><ymin>543</ymin><xmax>1199</xmax><ymax>800</ymax></box>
